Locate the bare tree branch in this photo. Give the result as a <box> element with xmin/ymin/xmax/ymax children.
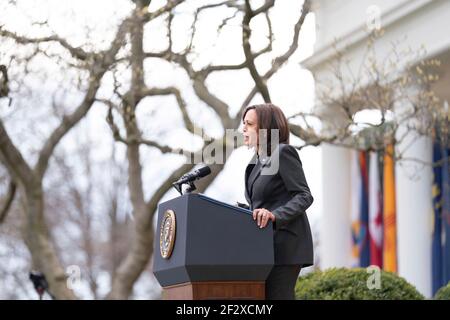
<box><xmin>242</xmin><ymin>0</ymin><xmax>274</xmax><ymax>102</ymax></box>
<box><xmin>35</xmin><ymin>19</ymin><xmax>130</xmax><ymax>180</ymax></box>
<box><xmin>0</xmin><ymin>119</ymin><xmax>33</xmax><ymax>184</ymax></box>
<box><xmin>142</xmin><ymin>0</ymin><xmax>184</xmax><ymax>22</ymax></box>
<box><xmin>139</xmin><ymin>86</ymin><xmax>212</xmax><ymax>140</ymax></box>
<box><xmin>248</xmin><ymin>0</ymin><xmax>275</xmax><ymax>18</ymax></box>
<box><xmin>166</xmin><ymin>53</ymin><xmax>233</xmax><ymax>128</ymax></box>
<box><xmin>0</xmin><ymin>180</ymin><xmax>16</xmax><ymax>224</ymax></box>
<box><xmin>263</xmin><ymin>0</ymin><xmax>311</xmax><ymax>79</ymax></box>
<box><xmin>312</xmin><ymin>31</ymin><xmax>448</xmax><ymax>160</ymax></box>
<box><xmin>102</xmin><ymin>99</ymin><xmax>175</xmax><ymax>153</ymax></box>
<box><xmin>35</xmin><ymin>74</ymin><xmax>102</xmax><ymax>180</ymax></box>
<box><xmin>0</xmin><ymin>26</ymin><xmax>90</xmax><ymax>61</ymax></box>
<box><xmin>234</xmin><ymin>0</ymin><xmax>311</xmax><ymax>127</ymax></box>
<box><xmin>187</xmin><ymin>0</ymin><xmax>243</xmax><ymax>53</ymax></box>
<box><xmin>0</xmin><ymin>65</ymin><xmax>9</xmax><ymax>98</ymax></box>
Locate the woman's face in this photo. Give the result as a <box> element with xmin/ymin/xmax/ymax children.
<box><xmin>243</xmin><ymin>109</ymin><xmax>258</xmax><ymax>148</ymax></box>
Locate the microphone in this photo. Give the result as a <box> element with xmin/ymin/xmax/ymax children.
<box><xmin>173</xmin><ymin>166</ymin><xmax>211</xmax><ymax>186</ymax></box>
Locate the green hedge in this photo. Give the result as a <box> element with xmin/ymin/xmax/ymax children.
<box><xmin>295</xmin><ymin>268</ymin><xmax>424</xmax><ymax>300</ymax></box>
<box><xmin>434</xmin><ymin>281</ymin><xmax>450</xmax><ymax>300</ymax></box>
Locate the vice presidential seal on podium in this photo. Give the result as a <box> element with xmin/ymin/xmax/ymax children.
<box><xmin>159</xmin><ymin>209</ymin><xmax>176</xmax><ymax>260</ymax></box>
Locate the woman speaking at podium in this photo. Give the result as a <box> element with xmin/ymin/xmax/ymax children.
<box><xmin>242</xmin><ymin>103</ymin><xmax>314</xmax><ymax>300</ymax></box>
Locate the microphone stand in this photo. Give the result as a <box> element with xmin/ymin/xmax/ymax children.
<box><xmin>184</xmin><ymin>181</ymin><xmax>197</xmax><ymax>194</ymax></box>
<box><xmin>173</xmin><ymin>180</ymin><xmax>196</xmax><ymax>195</ymax></box>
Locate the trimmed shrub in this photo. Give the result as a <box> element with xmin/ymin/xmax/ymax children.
<box><xmin>295</xmin><ymin>267</ymin><xmax>424</xmax><ymax>300</ymax></box>
<box><xmin>434</xmin><ymin>281</ymin><xmax>450</xmax><ymax>300</ymax></box>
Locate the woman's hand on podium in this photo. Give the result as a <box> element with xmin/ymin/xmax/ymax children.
<box><xmin>253</xmin><ymin>208</ymin><xmax>275</xmax><ymax>228</ymax></box>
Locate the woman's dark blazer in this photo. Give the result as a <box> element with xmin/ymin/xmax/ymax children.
<box><xmin>244</xmin><ymin>143</ymin><xmax>314</xmax><ymax>267</ymax></box>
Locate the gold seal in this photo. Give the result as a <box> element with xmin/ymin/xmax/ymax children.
<box><xmin>160</xmin><ymin>209</ymin><xmax>176</xmax><ymax>259</ymax></box>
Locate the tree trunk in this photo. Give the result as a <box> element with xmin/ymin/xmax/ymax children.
<box><xmin>22</xmin><ymin>181</ymin><xmax>76</xmax><ymax>299</ymax></box>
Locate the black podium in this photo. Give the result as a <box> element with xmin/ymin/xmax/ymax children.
<box><xmin>153</xmin><ymin>193</ymin><xmax>274</xmax><ymax>300</ymax></box>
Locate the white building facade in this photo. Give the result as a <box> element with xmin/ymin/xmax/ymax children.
<box><xmin>303</xmin><ymin>0</ymin><xmax>450</xmax><ymax>298</ymax></box>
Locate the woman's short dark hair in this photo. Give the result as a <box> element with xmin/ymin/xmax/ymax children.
<box><xmin>242</xmin><ymin>103</ymin><xmax>290</xmax><ymax>156</ymax></box>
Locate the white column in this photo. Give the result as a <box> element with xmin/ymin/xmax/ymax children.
<box><xmin>320</xmin><ymin>143</ymin><xmax>352</xmax><ymax>268</ymax></box>
<box><xmin>395</xmin><ymin>128</ymin><xmax>433</xmax><ymax>298</ymax></box>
